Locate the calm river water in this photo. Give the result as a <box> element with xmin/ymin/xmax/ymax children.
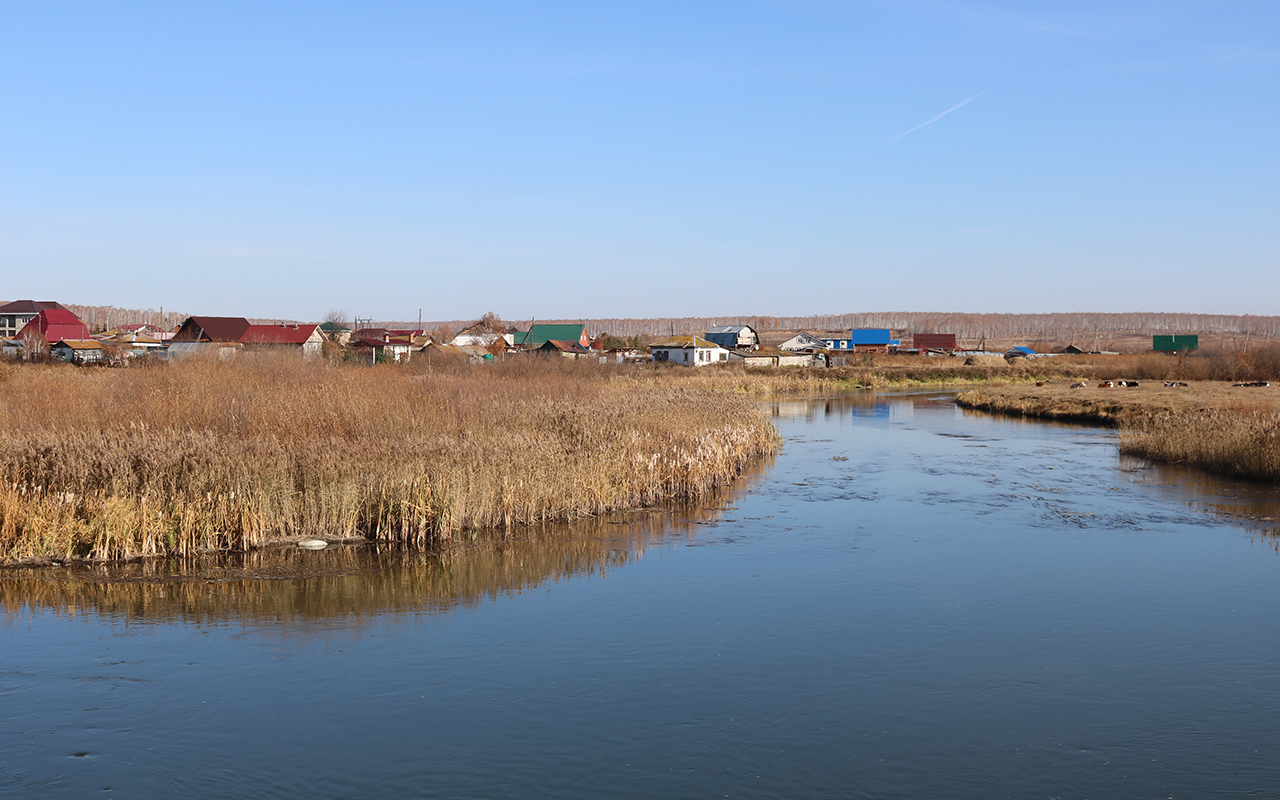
<box><xmin>4</xmin><ymin>393</ymin><xmax>1280</xmax><ymax>799</ymax></box>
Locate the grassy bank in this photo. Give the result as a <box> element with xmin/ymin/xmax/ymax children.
<box><xmin>957</xmin><ymin>382</ymin><xmax>1280</xmax><ymax>482</ymax></box>
<box><xmin>0</xmin><ymin>357</ymin><xmax>779</xmax><ymax>563</ymax></box>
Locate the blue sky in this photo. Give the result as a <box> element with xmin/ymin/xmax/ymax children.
<box><xmin>3</xmin><ymin>1</ymin><xmax>1277</xmax><ymax>321</ymax></box>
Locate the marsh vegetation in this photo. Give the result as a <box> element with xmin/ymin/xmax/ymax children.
<box><xmin>0</xmin><ymin>357</ymin><xmax>778</xmax><ymax>563</ymax></box>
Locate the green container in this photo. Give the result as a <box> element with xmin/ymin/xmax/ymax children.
<box><xmin>1153</xmin><ymin>334</ymin><xmax>1199</xmax><ymax>352</ymax></box>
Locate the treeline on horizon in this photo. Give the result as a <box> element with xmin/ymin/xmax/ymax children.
<box><xmin>407</xmin><ymin>311</ymin><xmax>1280</xmax><ymax>342</ymax></box>
<box><xmin>10</xmin><ymin>303</ymin><xmax>1280</xmax><ymax>343</ymax></box>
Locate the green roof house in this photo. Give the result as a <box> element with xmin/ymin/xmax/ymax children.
<box><xmin>517</xmin><ymin>324</ymin><xmax>590</xmax><ymax>348</ymax></box>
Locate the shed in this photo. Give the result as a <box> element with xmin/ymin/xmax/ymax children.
<box><xmin>1004</xmin><ymin>346</ymin><xmax>1037</xmax><ymax>359</ymax></box>
<box><xmin>704</xmin><ymin>325</ymin><xmax>759</xmax><ymax>350</ymax></box>
<box><xmin>912</xmin><ymin>333</ymin><xmax>957</xmax><ymax>351</ymax></box>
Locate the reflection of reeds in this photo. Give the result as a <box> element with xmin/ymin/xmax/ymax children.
<box><xmin>1120</xmin><ymin>404</ymin><xmax>1280</xmax><ymax>482</ymax></box>
<box><xmin>0</xmin><ymin>357</ymin><xmax>778</xmax><ymax>562</ymax></box>
<box><xmin>0</xmin><ymin>493</ymin><xmax>749</xmax><ymax>624</ymax></box>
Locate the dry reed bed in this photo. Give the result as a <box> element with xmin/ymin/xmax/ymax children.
<box><xmin>0</xmin><ymin>358</ymin><xmax>778</xmax><ymax>563</ymax></box>
<box><xmin>957</xmin><ymin>382</ymin><xmax>1280</xmax><ymax>482</ymax></box>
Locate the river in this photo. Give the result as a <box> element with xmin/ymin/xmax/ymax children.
<box><xmin>3</xmin><ymin>392</ymin><xmax>1279</xmax><ymax>799</ymax></box>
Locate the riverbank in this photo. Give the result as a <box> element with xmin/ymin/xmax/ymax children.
<box><xmin>957</xmin><ymin>382</ymin><xmax>1280</xmax><ymax>482</ymax></box>
<box><xmin>0</xmin><ymin>358</ymin><xmax>779</xmax><ymax>564</ymax></box>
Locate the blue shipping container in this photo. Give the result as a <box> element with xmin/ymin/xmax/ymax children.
<box><xmin>849</xmin><ymin>329</ymin><xmax>892</xmax><ymax>345</ymax></box>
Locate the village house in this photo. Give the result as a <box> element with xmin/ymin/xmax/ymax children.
<box><xmin>450</xmin><ymin>321</ymin><xmax>515</xmax><ymax>349</ymax></box>
<box><xmin>778</xmin><ymin>332</ymin><xmax>829</xmax><ymax>352</ymax></box>
<box><xmin>16</xmin><ymin>308</ymin><xmax>91</xmax><ymax>343</ymax></box>
<box><xmin>98</xmin><ymin>329</ymin><xmax>167</xmax><ymax>360</ymax></box>
<box><xmin>704</xmin><ymin>325</ymin><xmax>759</xmax><ymax>350</ymax></box>
<box><xmin>352</xmin><ymin>335</ymin><xmax>414</xmax><ymax>363</ymax></box>
<box><xmin>513</xmin><ymin>323</ymin><xmax>591</xmax><ymax>349</ymax></box>
<box><xmin>537</xmin><ymin>339</ymin><xmax>592</xmax><ymax>359</ymax></box>
<box><xmin>650</xmin><ymin>336</ymin><xmax>729</xmax><ymax>366</ymax></box>
<box><xmin>51</xmin><ymin>339</ymin><xmax>106</xmax><ymax>364</ymax></box>
<box><xmin>241</xmin><ymin>323</ymin><xmax>325</xmax><ymax>358</ymax></box>
<box><xmin>172</xmin><ymin>316</ymin><xmax>325</xmax><ymax>357</ymax></box>
<box><xmin>172</xmin><ymin>316</ymin><xmax>252</xmax><ymax>343</ymax></box>
<box><xmin>0</xmin><ymin>300</ymin><xmax>67</xmax><ymax>339</ymax></box>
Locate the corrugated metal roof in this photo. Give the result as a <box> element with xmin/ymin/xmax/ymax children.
<box><xmin>525</xmin><ymin>324</ymin><xmax>586</xmax><ymax>346</ymax></box>
<box><xmin>705</xmin><ymin>325</ymin><xmax>753</xmax><ymax>334</ymax></box>
<box><xmin>241</xmin><ymin>324</ymin><xmax>321</xmax><ymax>345</ymax></box>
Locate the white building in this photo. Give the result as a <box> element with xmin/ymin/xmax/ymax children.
<box><xmin>650</xmin><ymin>336</ymin><xmax>729</xmax><ymax>366</ymax></box>
<box><xmin>704</xmin><ymin>325</ymin><xmax>759</xmax><ymax>350</ymax></box>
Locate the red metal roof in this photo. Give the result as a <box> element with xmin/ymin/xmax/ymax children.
<box><xmin>16</xmin><ymin>309</ymin><xmax>90</xmax><ymax>342</ymax></box>
<box><xmin>240</xmin><ymin>324</ymin><xmax>320</xmax><ymax>345</ymax></box>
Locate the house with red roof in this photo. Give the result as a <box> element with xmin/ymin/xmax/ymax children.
<box><xmin>241</xmin><ymin>323</ymin><xmax>325</xmax><ymax>358</ymax></box>
<box><xmin>0</xmin><ymin>300</ymin><xmax>67</xmax><ymax>339</ymax></box>
<box><xmin>16</xmin><ymin>308</ymin><xmax>91</xmax><ymax>343</ymax></box>
<box><xmin>172</xmin><ymin>316</ymin><xmax>326</xmax><ymax>357</ymax></box>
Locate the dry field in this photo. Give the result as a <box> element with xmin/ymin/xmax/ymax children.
<box><xmin>0</xmin><ymin>357</ymin><xmax>779</xmax><ymax>564</ymax></box>
<box><xmin>957</xmin><ymin>381</ymin><xmax>1280</xmax><ymax>482</ymax></box>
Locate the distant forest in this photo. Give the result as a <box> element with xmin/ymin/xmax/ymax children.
<box><xmin>409</xmin><ymin>311</ymin><xmax>1280</xmax><ymax>344</ymax></box>
<box><xmin>13</xmin><ymin>303</ymin><xmax>1280</xmax><ymax>348</ymax></box>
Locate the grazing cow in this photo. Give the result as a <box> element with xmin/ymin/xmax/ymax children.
<box><xmin>1070</xmin><ymin>381</ymin><xmax>1087</xmax><ymax>389</ymax></box>
<box><xmin>1098</xmin><ymin>380</ymin><xmax>1114</xmax><ymax>388</ymax></box>
<box><xmin>1164</xmin><ymin>381</ymin><xmax>1189</xmax><ymax>387</ymax></box>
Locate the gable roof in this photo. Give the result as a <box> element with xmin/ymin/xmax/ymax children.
<box><xmin>706</xmin><ymin>325</ymin><xmax>755</xmax><ymax>335</ymax></box>
<box><xmin>649</xmin><ymin>336</ymin><xmax>721</xmax><ymax>349</ymax></box>
<box><xmin>241</xmin><ymin>324</ymin><xmax>322</xmax><ymax>345</ymax></box>
<box><xmin>538</xmin><ymin>339</ymin><xmax>590</xmax><ymax>354</ymax></box>
<box><xmin>176</xmin><ymin>316</ymin><xmax>252</xmax><ymax>342</ymax></box>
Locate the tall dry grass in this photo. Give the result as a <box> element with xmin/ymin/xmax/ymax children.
<box><xmin>1120</xmin><ymin>404</ymin><xmax>1280</xmax><ymax>482</ymax></box>
<box><xmin>0</xmin><ymin>356</ymin><xmax>778</xmax><ymax>562</ymax></box>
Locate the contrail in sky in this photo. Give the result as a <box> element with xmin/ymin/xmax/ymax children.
<box><xmin>882</xmin><ymin>93</ymin><xmax>984</xmax><ymax>148</ymax></box>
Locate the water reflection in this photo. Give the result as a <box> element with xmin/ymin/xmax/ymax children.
<box><xmin>0</xmin><ymin>462</ymin><xmax>767</xmax><ymax>625</ymax></box>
